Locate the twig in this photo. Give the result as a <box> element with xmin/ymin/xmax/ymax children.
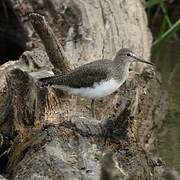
<box><xmin>28</xmin><ymin>13</ymin><xmax>71</xmax><ymax>73</ymax></box>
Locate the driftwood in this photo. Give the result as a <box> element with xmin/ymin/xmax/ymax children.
<box><xmin>0</xmin><ymin>0</ymin><xmax>168</xmax><ymax>180</ymax></box>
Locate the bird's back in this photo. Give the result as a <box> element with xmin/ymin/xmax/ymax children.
<box><xmin>39</xmin><ymin>59</ymin><xmax>113</xmax><ymax>88</ymax></box>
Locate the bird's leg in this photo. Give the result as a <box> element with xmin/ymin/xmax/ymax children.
<box><xmin>91</xmin><ymin>99</ymin><xmax>96</xmax><ymax>118</ymax></box>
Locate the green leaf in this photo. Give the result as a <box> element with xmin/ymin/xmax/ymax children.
<box><xmin>160</xmin><ymin>1</ymin><xmax>172</xmax><ymax>28</ymax></box>
<box><xmin>158</xmin><ymin>17</ymin><xmax>167</xmax><ymax>37</ymax></box>
<box><xmin>152</xmin><ymin>19</ymin><xmax>180</xmax><ymax>53</ymax></box>
<box><xmin>145</xmin><ymin>0</ymin><xmax>164</xmax><ymax>9</ymax></box>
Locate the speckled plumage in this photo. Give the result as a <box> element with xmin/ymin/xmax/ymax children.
<box><xmin>40</xmin><ymin>59</ymin><xmax>113</xmax><ymax>88</ymax></box>
<box><xmin>39</xmin><ymin>48</ymin><xmax>153</xmax><ymax>98</ymax></box>
<box><xmin>39</xmin><ymin>48</ymin><xmax>154</xmax><ymax>117</ymax></box>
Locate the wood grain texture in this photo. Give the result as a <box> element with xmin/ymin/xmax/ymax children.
<box><xmin>0</xmin><ymin>0</ymin><xmax>168</xmax><ymax>179</ymax></box>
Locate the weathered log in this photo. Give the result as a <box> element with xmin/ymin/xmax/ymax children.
<box><xmin>0</xmin><ymin>0</ymin><xmax>168</xmax><ymax>179</ymax></box>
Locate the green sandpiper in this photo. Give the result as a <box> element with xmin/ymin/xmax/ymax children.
<box><xmin>39</xmin><ymin>48</ymin><xmax>154</xmax><ymax>117</ymax></box>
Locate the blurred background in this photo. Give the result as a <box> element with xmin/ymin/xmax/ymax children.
<box><xmin>145</xmin><ymin>0</ymin><xmax>180</xmax><ymax>173</ymax></box>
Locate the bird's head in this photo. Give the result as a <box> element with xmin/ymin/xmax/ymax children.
<box><xmin>114</xmin><ymin>48</ymin><xmax>154</xmax><ymax>66</ymax></box>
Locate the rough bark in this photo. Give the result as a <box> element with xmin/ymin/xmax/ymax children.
<box><xmin>0</xmin><ymin>0</ymin><xmax>168</xmax><ymax>180</ymax></box>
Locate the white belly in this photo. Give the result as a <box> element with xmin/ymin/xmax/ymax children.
<box><xmin>53</xmin><ymin>78</ymin><xmax>124</xmax><ymax>99</ymax></box>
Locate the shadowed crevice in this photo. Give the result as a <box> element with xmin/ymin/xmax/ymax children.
<box><xmin>0</xmin><ymin>0</ymin><xmax>28</xmax><ymax>64</ymax></box>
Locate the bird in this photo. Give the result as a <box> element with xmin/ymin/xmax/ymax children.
<box><xmin>39</xmin><ymin>48</ymin><xmax>154</xmax><ymax>118</ymax></box>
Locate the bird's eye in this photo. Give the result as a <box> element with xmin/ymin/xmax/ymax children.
<box><xmin>126</xmin><ymin>53</ymin><xmax>130</xmax><ymax>56</ymax></box>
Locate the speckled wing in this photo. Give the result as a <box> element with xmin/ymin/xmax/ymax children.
<box><xmin>39</xmin><ymin>59</ymin><xmax>112</xmax><ymax>88</ymax></box>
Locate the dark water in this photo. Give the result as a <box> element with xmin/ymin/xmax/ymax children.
<box><xmin>155</xmin><ymin>39</ymin><xmax>180</xmax><ymax>172</ymax></box>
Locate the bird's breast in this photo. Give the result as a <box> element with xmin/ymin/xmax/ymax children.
<box><xmin>53</xmin><ymin>78</ymin><xmax>123</xmax><ymax>99</ymax></box>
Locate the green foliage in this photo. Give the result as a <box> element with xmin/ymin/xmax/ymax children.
<box><xmin>145</xmin><ymin>0</ymin><xmax>180</xmax><ymax>55</ymax></box>
<box><xmin>145</xmin><ymin>0</ymin><xmax>164</xmax><ymax>8</ymax></box>
<box><xmin>153</xmin><ymin>19</ymin><xmax>180</xmax><ymax>54</ymax></box>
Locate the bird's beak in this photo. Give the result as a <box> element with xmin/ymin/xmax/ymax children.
<box><xmin>131</xmin><ymin>54</ymin><xmax>154</xmax><ymax>66</ymax></box>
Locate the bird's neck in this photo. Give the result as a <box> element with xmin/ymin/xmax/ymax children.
<box><xmin>111</xmin><ymin>60</ymin><xmax>130</xmax><ymax>83</ymax></box>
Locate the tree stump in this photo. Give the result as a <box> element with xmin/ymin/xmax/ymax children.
<box><xmin>0</xmin><ymin>0</ymin><xmax>168</xmax><ymax>179</ymax></box>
